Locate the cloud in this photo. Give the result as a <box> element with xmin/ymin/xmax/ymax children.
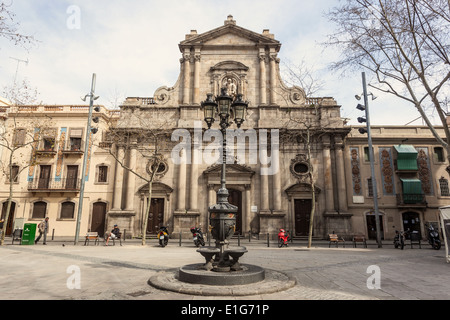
<box><xmin>0</xmin><ymin>0</ymin><xmax>435</xmax><ymax>125</ymax></box>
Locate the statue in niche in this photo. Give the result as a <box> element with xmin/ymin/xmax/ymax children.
<box><xmin>223</xmin><ymin>77</ymin><xmax>237</xmax><ymax>98</ymax></box>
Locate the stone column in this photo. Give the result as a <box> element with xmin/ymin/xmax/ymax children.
<box><xmin>322</xmin><ymin>136</ymin><xmax>335</xmax><ymax>213</ymax></box>
<box><xmin>193</xmin><ymin>49</ymin><xmax>201</xmax><ymax>105</ymax></box>
<box><xmin>335</xmin><ymin>136</ymin><xmax>348</xmax><ymax>212</ymax></box>
<box><xmin>189</xmin><ymin>141</ymin><xmax>199</xmax><ymax>211</ymax></box>
<box><xmin>208</xmin><ymin>184</ymin><xmax>216</xmax><ymax>206</ymax></box>
<box><xmin>239</xmin><ymin>75</ymin><xmax>246</xmax><ymax>96</ymax></box>
<box><xmin>112</xmin><ymin>146</ymin><xmax>124</xmax><ymax>210</ymax></box>
<box><xmin>259</xmin><ymin>50</ymin><xmax>267</xmax><ymax>105</ymax></box>
<box><xmin>260</xmin><ymin>166</ymin><xmax>270</xmax><ymax>212</ymax></box>
<box><xmin>125</xmin><ymin>146</ymin><xmax>137</xmax><ymax>211</ymax></box>
<box><xmin>272</xmin><ymin>146</ymin><xmax>282</xmax><ymax>211</ymax></box>
<box><xmin>177</xmin><ymin>149</ymin><xmax>187</xmax><ymax>211</ymax></box>
<box><xmin>269</xmin><ymin>52</ymin><xmax>278</xmax><ymax>105</ymax></box>
<box><xmin>245</xmin><ymin>184</ymin><xmax>251</xmax><ymax>233</ymax></box>
<box><xmin>182</xmin><ymin>50</ymin><xmax>191</xmax><ymax>105</ymax></box>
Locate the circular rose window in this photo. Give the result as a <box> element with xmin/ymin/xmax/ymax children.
<box><xmin>290</xmin><ymin>155</ymin><xmax>310</xmax><ymax>179</ymax></box>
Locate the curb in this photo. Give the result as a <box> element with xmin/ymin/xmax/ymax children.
<box><xmin>148</xmin><ymin>267</ymin><xmax>297</xmax><ymax>296</ymax></box>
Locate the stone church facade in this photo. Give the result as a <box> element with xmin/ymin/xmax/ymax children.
<box><xmin>112</xmin><ymin>15</ymin><xmax>351</xmax><ymax>239</ymax></box>
<box><xmin>1</xmin><ymin>16</ymin><xmax>449</xmax><ymax>241</ymax></box>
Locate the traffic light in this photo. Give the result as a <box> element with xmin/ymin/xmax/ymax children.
<box><xmin>356</xmin><ymin>104</ymin><xmax>367</xmax><ymax>135</ymax></box>
<box><xmin>356</xmin><ymin>104</ymin><xmax>365</xmax><ymax>111</ymax></box>
<box><xmin>91</xmin><ymin>105</ymin><xmax>100</xmax><ymax>134</ymax></box>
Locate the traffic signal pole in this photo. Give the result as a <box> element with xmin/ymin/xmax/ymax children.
<box><xmin>361</xmin><ymin>72</ymin><xmax>382</xmax><ymax>248</ymax></box>
<box><xmin>74</xmin><ymin>73</ymin><xmax>98</xmax><ymax>245</ymax></box>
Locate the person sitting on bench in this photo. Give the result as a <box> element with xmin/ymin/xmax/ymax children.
<box><xmin>105</xmin><ymin>224</ymin><xmax>120</xmax><ymax>246</ymax></box>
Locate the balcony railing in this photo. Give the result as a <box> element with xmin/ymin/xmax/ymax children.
<box><xmin>62</xmin><ymin>139</ymin><xmax>84</xmax><ymax>154</ymax></box>
<box><xmin>28</xmin><ymin>178</ymin><xmax>81</xmax><ymax>192</ymax></box>
<box><xmin>396</xmin><ymin>193</ymin><xmax>426</xmax><ymax>206</ymax></box>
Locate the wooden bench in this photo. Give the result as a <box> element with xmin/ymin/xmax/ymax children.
<box><xmin>84</xmin><ymin>232</ymin><xmax>99</xmax><ymax>246</ymax></box>
<box><xmin>329</xmin><ymin>234</ymin><xmax>345</xmax><ymax>248</ymax></box>
<box><xmin>352</xmin><ymin>234</ymin><xmax>367</xmax><ymax>248</ymax></box>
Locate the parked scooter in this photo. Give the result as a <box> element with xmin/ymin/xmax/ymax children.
<box><xmin>426</xmin><ymin>223</ymin><xmax>441</xmax><ymax>250</ymax></box>
<box><xmin>190</xmin><ymin>226</ymin><xmax>205</xmax><ymax>247</ymax></box>
<box><xmin>157</xmin><ymin>226</ymin><xmax>169</xmax><ymax>247</ymax></box>
<box><xmin>278</xmin><ymin>228</ymin><xmax>289</xmax><ymax>248</ymax></box>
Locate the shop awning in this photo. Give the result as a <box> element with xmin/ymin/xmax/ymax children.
<box><xmin>400</xmin><ymin>178</ymin><xmax>423</xmax><ymax>204</ymax></box>
<box><xmin>394</xmin><ymin>145</ymin><xmax>418</xmax><ymax>170</ymax></box>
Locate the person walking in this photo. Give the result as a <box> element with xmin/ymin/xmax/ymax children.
<box><xmin>35</xmin><ymin>217</ymin><xmax>49</xmax><ymax>245</ymax></box>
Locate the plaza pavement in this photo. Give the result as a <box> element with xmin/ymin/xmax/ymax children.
<box><xmin>0</xmin><ymin>236</ymin><xmax>449</xmax><ymax>304</ymax></box>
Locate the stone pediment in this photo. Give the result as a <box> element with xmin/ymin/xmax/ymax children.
<box><xmin>210</xmin><ymin>61</ymin><xmax>249</xmax><ymax>72</ymax></box>
<box><xmin>203</xmin><ymin>163</ymin><xmax>255</xmax><ymax>186</ymax></box>
<box><xmin>285</xmin><ymin>183</ymin><xmax>322</xmax><ymax>200</ymax></box>
<box><xmin>203</xmin><ymin>33</ymin><xmax>257</xmax><ymax>46</ymax></box>
<box><xmin>203</xmin><ymin>163</ymin><xmax>255</xmax><ymax>176</ymax></box>
<box><xmin>179</xmin><ymin>16</ymin><xmax>280</xmax><ymax>51</ymax></box>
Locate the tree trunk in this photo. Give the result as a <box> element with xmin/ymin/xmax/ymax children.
<box><xmin>0</xmin><ymin>153</ymin><xmax>15</xmax><ymax>246</ymax></box>
<box><xmin>141</xmin><ymin>159</ymin><xmax>158</xmax><ymax>246</ymax></box>
<box><xmin>141</xmin><ymin>179</ymin><xmax>154</xmax><ymax>246</ymax></box>
<box><xmin>306</xmin><ymin>128</ymin><xmax>315</xmax><ymax>249</ymax></box>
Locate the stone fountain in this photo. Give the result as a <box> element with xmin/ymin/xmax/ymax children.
<box><xmin>148</xmin><ymin>89</ymin><xmax>295</xmax><ymax>294</ymax></box>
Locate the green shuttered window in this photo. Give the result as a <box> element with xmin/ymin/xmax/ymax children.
<box><xmin>394</xmin><ymin>145</ymin><xmax>418</xmax><ymax>171</ymax></box>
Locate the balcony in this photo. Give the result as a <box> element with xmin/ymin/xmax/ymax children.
<box><xmin>396</xmin><ymin>193</ymin><xmax>427</xmax><ymax>207</ymax></box>
<box><xmin>28</xmin><ymin>178</ymin><xmax>81</xmax><ymax>192</ymax></box>
<box><xmin>36</xmin><ymin>138</ymin><xmax>57</xmax><ymax>157</ymax></box>
<box><xmin>61</xmin><ymin>138</ymin><xmax>84</xmax><ymax>156</ymax></box>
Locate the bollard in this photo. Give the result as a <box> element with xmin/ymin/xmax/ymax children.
<box><xmin>267</xmin><ymin>233</ymin><xmax>270</xmax><ymax>247</ymax></box>
<box><xmin>249</xmin><ymin>231</ymin><xmax>251</xmax><ymax>242</ymax></box>
<box><xmin>179</xmin><ymin>232</ymin><xmax>182</xmax><ymax>246</ymax></box>
<box><xmin>52</xmin><ymin>229</ymin><xmax>55</xmax><ymax>240</ymax></box>
<box><xmin>238</xmin><ymin>233</ymin><xmax>240</xmax><ymax>246</ymax></box>
<box><xmin>123</xmin><ymin>229</ymin><xmax>126</xmax><ymax>242</ymax></box>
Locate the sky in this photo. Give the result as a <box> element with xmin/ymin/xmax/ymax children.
<box><xmin>0</xmin><ymin>0</ymin><xmax>431</xmax><ymax>126</ymax></box>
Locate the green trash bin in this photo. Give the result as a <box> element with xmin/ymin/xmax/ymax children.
<box><xmin>22</xmin><ymin>223</ymin><xmax>37</xmax><ymax>245</ymax></box>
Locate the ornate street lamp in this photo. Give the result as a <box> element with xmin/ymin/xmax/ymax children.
<box><xmin>232</xmin><ymin>94</ymin><xmax>247</xmax><ymax>128</ymax></box>
<box><xmin>202</xmin><ymin>93</ymin><xmax>216</xmax><ymax>129</ymax></box>
<box><xmin>200</xmin><ymin>88</ymin><xmax>248</xmax><ymax>272</ymax></box>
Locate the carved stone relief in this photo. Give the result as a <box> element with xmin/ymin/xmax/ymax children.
<box><xmin>350</xmin><ymin>148</ymin><xmax>362</xmax><ymax>195</ymax></box>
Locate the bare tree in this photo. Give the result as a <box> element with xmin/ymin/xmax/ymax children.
<box><xmin>276</xmin><ymin>59</ymin><xmax>346</xmax><ymax>247</ymax></box>
<box><xmin>99</xmin><ymin>102</ymin><xmax>175</xmax><ymax>245</ymax></box>
<box><xmin>0</xmin><ymin>1</ymin><xmax>36</xmax><ymax>48</ymax></box>
<box><xmin>280</xmin><ymin>58</ymin><xmax>325</xmax><ymax>97</ymax></box>
<box><xmin>0</xmin><ymin>105</ymin><xmax>52</xmax><ymax>245</ymax></box>
<box><xmin>3</xmin><ymin>78</ymin><xmax>40</xmax><ymax>105</ymax></box>
<box><xmin>282</xmin><ymin>106</ymin><xmax>347</xmax><ymax>248</ymax></box>
<box><xmin>324</xmin><ymin>0</ymin><xmax>450</xmax><ymax>171</ymax></box>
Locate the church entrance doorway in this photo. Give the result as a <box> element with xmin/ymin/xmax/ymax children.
<box><xmin>147</xmin><ymin>198</ymin><xmax>165</xmax><ymax>234</ymax></box>
<box><xmin>294</xmin><ymin>199</ymin><xmax>312</xmax><ymax>236</ymax></box>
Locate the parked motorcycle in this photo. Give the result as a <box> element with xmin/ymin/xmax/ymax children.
<box><xmin>278</xmin><ymin>228</ymin><xmax>289</xmax><ymax>248</ymax></box>
<box><xmin>426</xmin><ymin>224</ymin><xmax>441</xmax><ymax>250</ymax></box>
<box><xmin>190</xmin><ymin>226</ymin><xmax>205</xmax><ymax>247</ymax></box>
<box><xmin>393</xmin><ymin>229</ymin><xmax>409</xmax><ymax>250</ymax></box>
<box><xmin>157</xmin><ymin>226</ymin><xmax>169</xmax><ymax>247</ymax></box>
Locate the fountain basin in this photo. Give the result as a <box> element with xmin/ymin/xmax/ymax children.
<box><xmin>178</xmin><ymin>263</ymin><xmax>265</xmax><ymax>286</ymax></box>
